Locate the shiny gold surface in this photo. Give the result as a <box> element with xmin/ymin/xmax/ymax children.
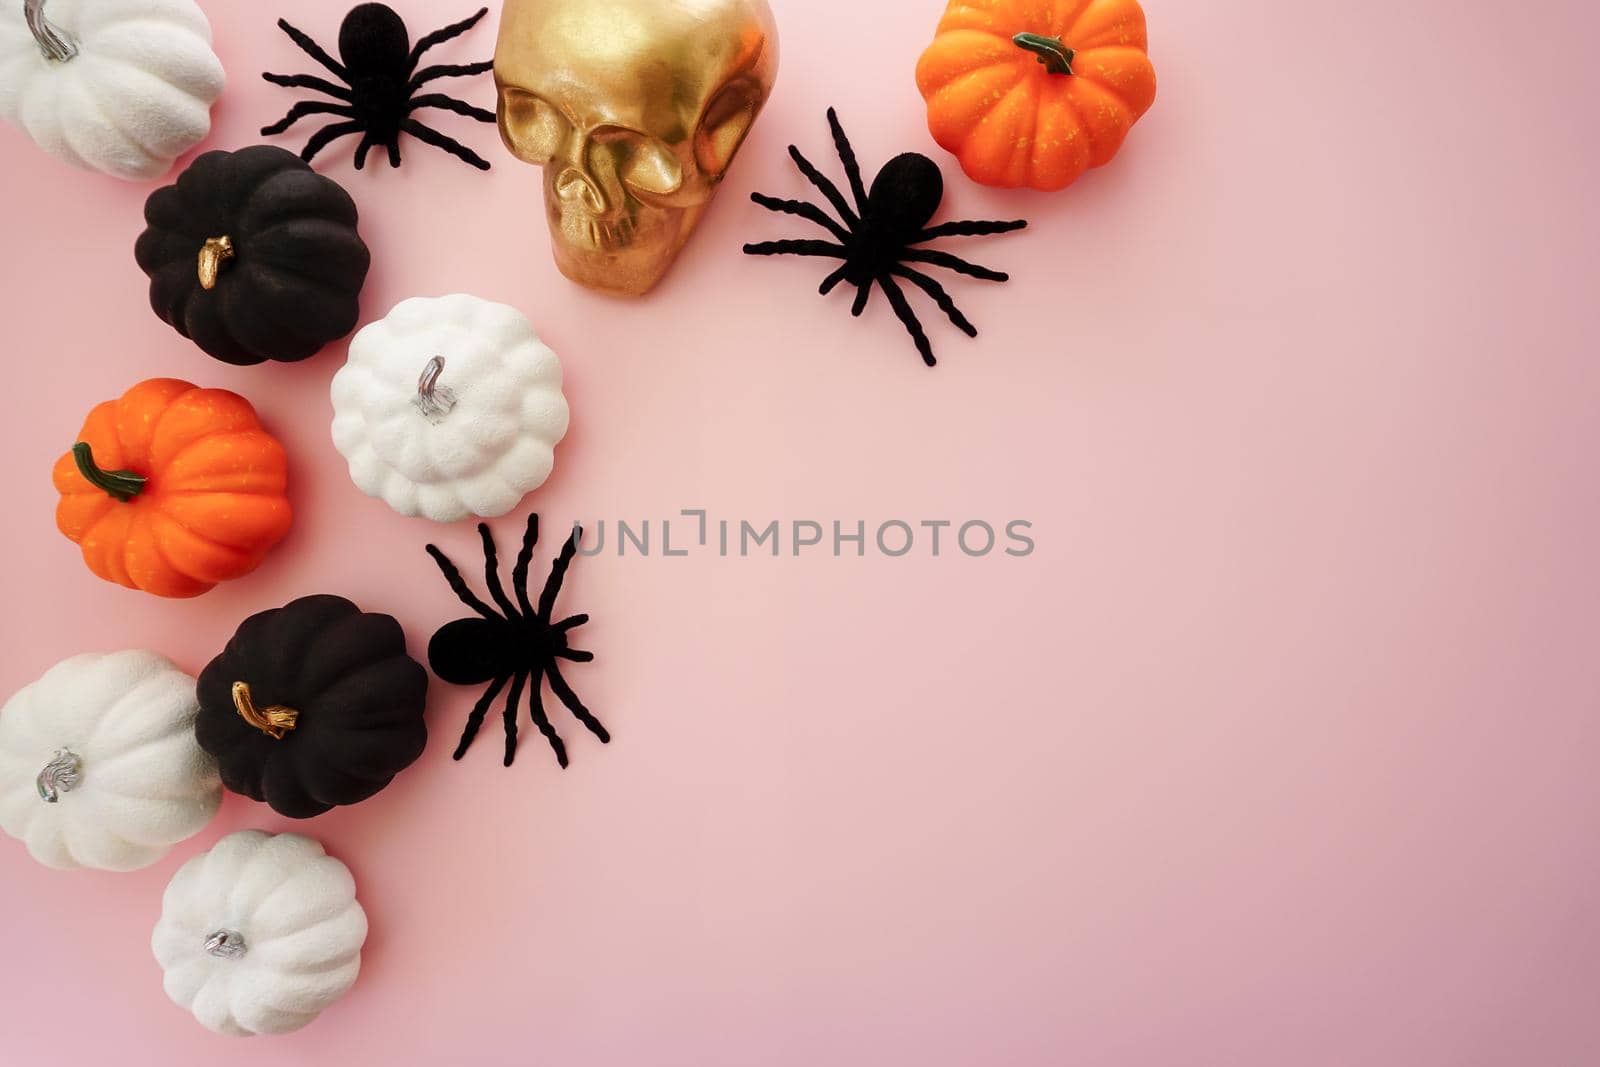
<box><xmin>197</xmin><ymin>235</ymin><xmax>234</xmax><ymax>291</ymax></box>
<box><xmin>495</xmin><ymin>0</ymin><xmax>779</xmax><ymax>296</ymax></box>
<box><xmin>231</xmin><ymin>681</ymin><xmax>299</xmax><ymax>740</ymax></box>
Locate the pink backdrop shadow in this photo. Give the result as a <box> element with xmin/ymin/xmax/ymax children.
<box><xmin>2</xmin><ymin>0</ymin><xmax>1598</xmax><ymax>1063</ymax></box>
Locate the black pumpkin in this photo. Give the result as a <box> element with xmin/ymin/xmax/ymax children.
<box><xmin>196</xmin><ymin>594</ymin><xmax>428</xmax><ymax>818</ymax></box>
<box><xmin>134</xmin><ymin>145</ymin><xmax>371</xmax><ymax>366</ymax></box>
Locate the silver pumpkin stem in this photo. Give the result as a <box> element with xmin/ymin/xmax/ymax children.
<box><xmin>35</xmin><ymin>748</ymin><xmax>81</xmax><ymax>803</ymax></box>
<box><xmin>23</xmin><ymin>0</ymin><xmax>78</xmax><ymax>63</ymax></box>
<box><xmin>204</xmin><ymin>930</ymin><xmax>248</xmax><ymax>960</ymax></box>
<box><xmin>414</xmin><ymin>355</ymin><xmax>458</xmax><ymax>421</ymax></box>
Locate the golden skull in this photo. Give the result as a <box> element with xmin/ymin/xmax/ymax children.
<box><xmin>494</xmin><ymin>0</ymin><xmax>780</xmax><ymax>296</ymax></box>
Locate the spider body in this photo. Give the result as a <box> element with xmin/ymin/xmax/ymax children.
<box><xmin>426</xmin><ymin>515</ymin><xmax>609</xmax><ymax>768</ymax></box>
<box><xmin>335</xmin><ymin>7</ymin><xmax>412</xmax><ymax>147</ymax></box>
<box><xmin>262</xmin><ymin>3</ymin><xmax>496</xmax><ymax>171</ymax></box>
<box><xmin>744</xmin><ymin>108</ymin><xmax>1028</xmax><ymax>367</ymax></box>
<box><xmin>430</xmin><ymin>613</ymin><xmax>568</xmax><ymax>686</ymax></box>
<box><xmin>837</xmin><ymin>153</ymin><xmax>944</xmax><ymax>287</ymax></box>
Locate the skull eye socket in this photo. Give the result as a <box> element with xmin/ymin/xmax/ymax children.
<box><xmin>499</xmin><ymin>89</ymin><xmax>569</xmax><ymax>164</ymax></box>
<box><xmin>620</xmin><ymin>141</ymin><xmax>684</xmax><ymax>197</ymax></box>
<box><xmin>695</xmin><ymin>78</ymin><xmax>764</xmax><ymax>177</ymax></box>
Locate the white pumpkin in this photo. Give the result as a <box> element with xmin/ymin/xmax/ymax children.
<box><xmin>0</xmin><ymin>650</ymin><xmax>220</xmax><ymax>871</ymax></box>
<box><xmin>152</xmin><ymin>830</ymin><xmax>368</xmax><ymax>1037</ymax></box>
<box><xmin>0</xmin><ymin>0</ymin><xmax>224</xmax><ymax>180</ymax></box>
<box><xmin>331</xmin><ymin>294</ymin><xmax>571</xmax><ymax>523</ymax></box>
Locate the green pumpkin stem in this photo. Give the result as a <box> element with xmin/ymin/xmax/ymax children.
<box><xmin>1013</xmin><ymin>32</ymin><xmax>1075</xmax><ymax>76</ymax></box>
<box><xmin>72</xmin><ymin>443</ymin><xmax>147</xmax><ymax>503</ymax></box>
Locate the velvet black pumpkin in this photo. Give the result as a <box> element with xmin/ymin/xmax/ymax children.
<box><xmin>134</xmin><ymin>145</ymin><xmax>371</xmax><ymax>366</ymax></box>
<box><xmin>196</xmin><ymin>595</ymin><xmax>428</xmax><ymax>818</ymax></box>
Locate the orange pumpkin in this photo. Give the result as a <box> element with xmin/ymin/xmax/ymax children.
<box><xmin>53</xmin><ymin>379</ymin><xmax>292</xmax><ymax>599</ymax></box>
<box><xmin>916</xmin><ymin>0</ymin><xmax>1157</xmax><ymax>192</ymax></box>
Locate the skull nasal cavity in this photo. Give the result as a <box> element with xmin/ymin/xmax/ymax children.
<box><xmin>555</xmin><ymin>168</ymin><xmax>606</xmax><ymax>212</ymax></box>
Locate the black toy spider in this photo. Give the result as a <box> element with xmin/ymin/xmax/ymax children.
<box><xmin>426</xmin><ymin>515</ymin><xmax>610</xmax><ymax>768</ymax></box>
<box><xmin>744</xmin><ymin>108</ymin><xmax>1028</xmax><ymax>368</ymax></box>
<box><xmin>261</xmin><ymin>3</ymin><xmax>495</xmax><ymax>171</ymax></box>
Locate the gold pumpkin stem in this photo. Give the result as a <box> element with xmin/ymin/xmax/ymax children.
<box><xmin>231</xmin><ymin>681</ymin><xmax>299</xmax><ymax>740</ymax></box>
<box><xmin>198</xmin><ymin>235</ymin><xmax>235</xmax><ymax>291</ymax></box>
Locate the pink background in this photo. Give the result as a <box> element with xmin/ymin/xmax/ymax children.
<box><xmin>3</xmin><ymin>0</ymin><xmax>1599</xmax><ymax>1063</ymax></box>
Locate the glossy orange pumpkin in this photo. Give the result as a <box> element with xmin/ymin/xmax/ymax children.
<box><xmin>916</xmin><ymin>0</ymin><xmax>1157</xmax><ymax>191</ymax></box>
<box><xmin>53</xmin><ymin>379</ymin><xmax>292</xmax><ymax>599</ymax></box>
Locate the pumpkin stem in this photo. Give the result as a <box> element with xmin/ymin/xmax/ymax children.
<box><xmin>232</xmin><ymin>681</ymin><xmax>299</xmax><ymax>740</ymax></box>
<box><xmin>23</xmin><ymin>0</ymin><xmax>77</xmax><ymax>62</ymax></box>
<box><xmin>35</xmin><ymin>748</ymin><xmax>81</xmax><ymax>803</ymax></box>
<box><xmin>197</xmin><ymin>236</ymin><xmax>235</xmax><ymax>291</ymax></box>
<box><xmin>204</xmin><ymin>930</ymin><xmax>248</xmax><ymax>960</ymax></box>
<box><xmin>1013</xmin><ymin>32</ymin><xmax>1075</xmax><ymax>76</ymax></box>
<box><xmin>414</xmin><ymin>355</ymin><xmax>459</xmax><ymax>421</ymax></box>
<box><xmin>72</xmin><ymin>443</ymin><xmax>147</xmax><ymax>503</ymax></box>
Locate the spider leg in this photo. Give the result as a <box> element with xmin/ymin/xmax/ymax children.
<box><xmin>409</xmin><ymin>92</ymin><xmax>495</xmax><ymax>123</ymax></box>
<box><xmin>425</xmin><ymin>544</ymin><xmax>500</xmax><ymax>621</ymax></box>
<box><xmin>262</xmin><ymin>72</ymin><xmax>352</xmax><ymax>100</ymax></box>
<box><xmin>453</xmin><ymin>673</ymin><xmax>511</xmax><ymax>760</ymax></box>
<box><xmin>501</xmin><ymin>668</ymin><xmax>530</xmax><ymax>767</ymax></box>
<box><xmin>891</xmin><ymin>265</ymin><xmax>977</xmax><ymax>337</ymax></box>
<box><xmin>548</xmin><ymin>661</ymin><xmax>610</xmax><ymax>744</ymax></box>
<box><xmin>388</xmin><ymin>139</ymin><xmax>402</xmax><ymax>168</ymax></box>
<box><xmin>787</xmin><ymin>145</ymin><xmax>859</xmax><ymax>228</ymax></box>
<box><xmin>557</xmin><ymin>648</ymin><xmax>595</xmax><ymax>663</ymax></box>
<box><xmin>411</xmin><ymin>61</ymin><xmax>494</xmax><ymax>89</ymax></box>
<box><xmin>750</xmin><ymin>192</ymin><xmax>849</xmax><ymax>242</ymax></box>
<box><xmin>402</xmin><ymin>118</ymin><xmax>491</xmax><ymax>170</ymax></box>
<box><xmin>275</xmin><ymin>18</ymin><xmax>347</xmax><ymax>79</ymax></box>
<box><xmin>512</xmin><ymin>513</ymin><xmax>539</xmax><ymax>616</ymax></box>
<box><xmin>538</xmin><ymin>525</ymin><xmax>580</xmax><ymax>620</ymax></box>
<box><xmin>743</xmin><ymin>239</ymin><xmax>847</xmax><ymax>260</ymax></box>
<box><xmin>478</xmin><ymin>523</ymin><xmax>521</xmax><ymax>619</ymax></box>
<box><xmin>409</xmin><ymin>7</ymin><xmax>489</xmax><ymax>70</ymax></box>
<box><xmin>825</xmin><ymin>107</ymin><xmax>869</xmax><ymax>216</ymax></box>
<box><xmin>851</xmin><ymin>282</ymin><xmax>871</xmax><ymax>316</ymax></box>
<box><xmin>353</xmin><ymin>134</ymin><xmax>375</xmax><ymax>170</ymax></box>
<box><xmin>913</xmin><ymin>218</ymin><xmax>1028</xmax><ymax>243</ymax></box>
<box><xmin>298</xmin><ymin>120</ymin><xmax>364</xmax><ymax>163</ymax></box>
<box><xmin>526</xmin><ymin>671</ymin><xmax>569</xmax><ymax>768</ymax></box>
<box><xmin>903</xmin><ymin>248</ymin><xmax>1009</xmax><ymax>282</ymax></box>
<box><xmin>261</xmin><ymin>100</ymin><xmax>353</xmax><ymax>136</ymax></box>
<box><xmin>553</xmin><ymin>613</ymin><xmax>589</xmax><ymax>632</ymax></box>
<box><xmin>878</xmin><ymin>275</ymin><xmax>937</xmax><ymax>367</ymax></box>
<box><xmin>819</xmin><ymin>264</ymin><xmax>850</xmax><ymax>295</ymax></box>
